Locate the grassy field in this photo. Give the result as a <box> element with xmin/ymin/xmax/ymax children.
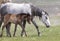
<box><xmin>0</xmin><ymin>0</ymin><xmax>60</xmax><ymax>41</ymax></box>
<box><xmin>0</xmin><ymin>25</ymin><xmax>60</xmax><ymax>41</ymax></box>
<box><xmin>0</xmin><ymin>0</ymin><xmax>60</xmax><ymax>40</ymax></box>
<box><xmin>0</xmin><ymin>15</ymin><xmax>60</xmax><ymax>41</ymax></box>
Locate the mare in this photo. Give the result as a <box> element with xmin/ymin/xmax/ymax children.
<box><xmin>0</xmin><ymin>3</ymin><xmax>51</xmax><ymax>37</ymax></box>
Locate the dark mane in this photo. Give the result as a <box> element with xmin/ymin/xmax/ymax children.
<box><xmin>30</xmin><ymin>4</ymin><xmax>42</xmax><ymax>17</ymax></box>
<box><xmin>30</xmin><ymin>4</ymin><xmax>49</xmax><ymax>17</ymax></box>
<box><xmin>45</xmin><ymin>11</ymin><xmax>49</xmax><ymax>15</ymax></box>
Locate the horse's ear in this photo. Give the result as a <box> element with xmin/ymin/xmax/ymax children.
<box><xmin>45</xmin><ymin>12</ymin><xmax>49</xmax><ymax>16</ymax></box>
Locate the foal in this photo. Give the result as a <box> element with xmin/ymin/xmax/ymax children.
<box><xmin>0</xmin><ymin>14</ymin><xmax>31</xmax><ymax>37</ymax></box>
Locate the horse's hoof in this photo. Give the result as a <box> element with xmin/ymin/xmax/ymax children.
<box><xmin>21</xmin><ymin>34</ymin><xmax>25</xmax><ymax>37</ymax></box>
<box><xmin>0</xmin><ymin>34</ymin><xmax>2</xmax><ymax>37</ymax></box>
<box><xmin>21</xmin><ymin>34</ymin><xmax>23</xmax><ymax>37</ymax></box>
<box><xmin>25</xmin><ymin>34</ymin><xmax>27</xmax><ymax>37</ymax></box>
<box><xmin>26</xmin><ymin>35</ymin><xmax>27</xmax><ymax>37</ymax></box>
<box><xmin>13</xmin><ymin>34</ymin><xmax>15</xmax><ymax>37</ymax></box>
<box><xmin>9</xmin><ymin>35</ymin><xmax>11</xmax><ymax>37</ymax></box>
<box><xmin>38</xmin><ymin>32</ymin><xmax>41</xmax><ymax>36</ymax></box>
<box><xmin>21</xmin><ymin>34</ymin><xmax>27</xmax><ymax>37</ymax></box>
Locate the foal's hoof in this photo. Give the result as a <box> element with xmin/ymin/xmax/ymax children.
<box><xmin>6</xmin><ymin>35</ymin><xmax>11</xmax><ymax>37</ymax></box>
<box><xmin>25</xmin><ymin>34</ymin><xmax>27</xmax><ymax>37</ymax></box>
<box><xmin>13</xmin><ymin>35</ymin><xmax>15</xmax><ymax>37</ymax></box>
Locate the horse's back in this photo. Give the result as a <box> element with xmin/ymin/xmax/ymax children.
<box><xmin>1</xmin><ymin>3</ymin><xmax>32</xmax><ymax>15</ymax></box>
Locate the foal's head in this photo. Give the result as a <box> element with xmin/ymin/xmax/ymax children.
<box><xmin>17</xmin><ymin>14</ymin><xmax>31</xmax><ymax>24</ymax></box>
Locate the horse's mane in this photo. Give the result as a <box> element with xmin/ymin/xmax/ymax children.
<box><xmin>42</xmin><ymin>10</ymin><xmax>49</xmax><ymax>16</ymax></box>
<box><xmin>37</xmin><ymin>8</ymin><xmax>49</xmax><ymax>16</ymax></box>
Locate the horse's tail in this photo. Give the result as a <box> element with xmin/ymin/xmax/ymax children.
<box><xmin>0</xmin><ymin>4</ymin><xmax>7</xmax><ymax>28</ymax></box>
<box><xmin>0</xmin><ymin>14</ymin><xmax>2</xmax><ymax>28</ymax></box>
<box><xmin>0</xmin><ymin>20</ymin><xmax>2</xmax><ymax>28</ymax></box>
<box><xmin>0</xmin><ymin>5</ymin><xmax>2</xmax><ymax>28</ymax></box>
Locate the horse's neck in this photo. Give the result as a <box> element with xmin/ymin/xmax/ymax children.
<box><xmin>32</xmin><ymin>10</ymin><xmax>42</xmax><ymax>17</ymax></box>
<box><xmin>31</xmin><ymin>6</ymin><xmax>42</xmax><ymax>17</ymax></box>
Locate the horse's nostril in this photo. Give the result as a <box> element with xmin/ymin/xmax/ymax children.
<box><xmin>46</xmin><ymin>25</ymin><xmax>50</xmax><ymax>28</ymax></box>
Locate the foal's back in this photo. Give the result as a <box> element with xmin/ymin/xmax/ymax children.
<box><xmin>4</xmin><ymin>14</ymin><xmax>31</xmax><ymax>24</ymax></box>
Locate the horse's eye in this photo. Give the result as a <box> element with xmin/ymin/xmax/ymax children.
<box><xmin>46</xmin><ymin>16</ymin><xmax>47</xmax><ymax>19</ymax></box>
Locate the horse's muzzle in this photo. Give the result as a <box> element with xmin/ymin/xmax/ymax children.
<box><xmin>46</xmin><ymin>25</ymin><xmax>50</xmax><ymax>28</ymax></box>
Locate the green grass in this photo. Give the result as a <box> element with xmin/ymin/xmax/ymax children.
<box><xmin>0</xmin><ymin>24</ymin><xmax>60</xmax><ymax>41</ymax></box>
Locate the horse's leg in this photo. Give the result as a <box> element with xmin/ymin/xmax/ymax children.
<box><xmin>0</xmin><ymin>21</ymin><xmax>2</xmax><ymax>28</ymax></box>
<box><xmin>19</xmin><ymin>20</ymin><xmax>27</xmax><ymax>37</ymax></box>
<box><xmin>6</xmin><ymin>22</ymin><xmax>11</xmax><ymax>37</ymax></box>
<box><xmin>22</xmin><ymin>20</ymin><xmax>27</xmax><ymax>36</ymax></box>
<box><xmin>0</xmin><ymin>16</ymin><xmax>3</xmax><ymax>28</ymax></box>
<box><xmin>13</xmin><ymin>24</ymin><xmax>17</xmax><ymax>37</ymax></box>
<box><xmin>31</xmin><ymin>20</ymin><xmax>40</xmax><ymax>36</ymax></box>
<box><xmin>21</xmin><ymin>25</ymin><xmax>27</xmax><ymax>37</ymax></box>
<box><xmin>0</xmin><ymin>15</ymin><xmax>2</xmax><ymax>28</ymax></box>
<box><xmin>0</xmin><ymin>17</ymin><xmax>5</xmax><ymax>37</ymax></box>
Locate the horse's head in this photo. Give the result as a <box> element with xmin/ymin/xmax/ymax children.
<box><xmin>40</xmin><ymin>11</ymin><xmax>51</xmax><ymax>28</ymax></box>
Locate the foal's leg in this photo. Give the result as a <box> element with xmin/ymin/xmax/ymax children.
<box><xmin>0</xmin><ymin>23</ymin><xmax>7</xmax><ymax>37</ymax></box>
<box><xmin>0</xmin><ymin>21</ymin><xmax>11</xmax><ymax>37</ymax></box>
<box><xmin>0</xmin><ymin>16</ymin><xmax>10</xmax><ymax>37</ymax></box>
<box><xmin>0</xmin><ymin>26</ymin><xmax>4</xmax><ymax>37</ymax></box>
<box><xmin>13</xmin><ymin>24</ymin><xmax>18</xmax><ymax>37</ymax></box>
<box><xmin>6</xmin><ymin>22</ymin><xmax>11</xmax><ymax>37</ymax></box>
<box><xmin>19</xmin><ymin>20</ymin><xmax>27</xmax><ymax>37</ymax></box>
<box><xmin>31</xmin><ymin>20</ymin><xmax>40</xmax><ymax>36</ymax></box>
<box><xmin>0</xmin><ymin>22</ymin><xmax>11</xmax><ymax>37</ymax></box>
